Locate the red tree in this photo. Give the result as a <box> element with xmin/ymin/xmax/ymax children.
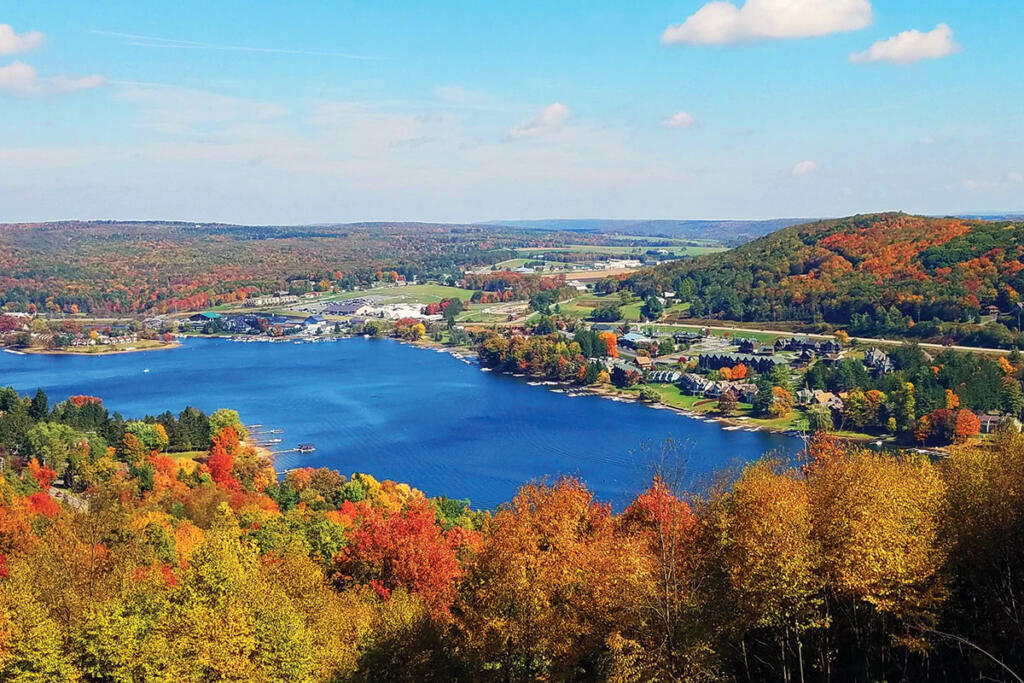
<box><xmin>333</xmin><ymin>499</ymin><xmax>463</xmax><ymax>617</ymax></box>
<box><xmin>207</xmin><ymin>426</ymin><xmax>241</xmax><ymax>490</ymax></box>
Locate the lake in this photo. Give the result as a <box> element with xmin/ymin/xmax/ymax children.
<box><xmin>0</xmin><ymin>337</ymin><xmax>801</xmax><ymax>509</ymax></box>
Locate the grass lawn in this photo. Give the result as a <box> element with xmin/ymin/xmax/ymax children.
<box><xmin>31</xmin><ymin>339</ymin><xmax>176</xmax><ymax>355</ymax></box>
<box><xmin>355</xmin><ymin>284</ymin><xmax>477</xmax><ymax>304</ymax></box>
<box><xmin>652</xmin><ymin>324</ymin><xmax>786</xmax><ymax>344</ymax></box>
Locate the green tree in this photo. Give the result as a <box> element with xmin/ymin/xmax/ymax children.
<box><xmin>28</xmin><ymin>388</ymin><xmax>49</xmax><ymax>421</ymax></box>
<box><xmin>209</xmin><ymin>409</ymin><xmax>247</xmax><ymax>441</ymax></box>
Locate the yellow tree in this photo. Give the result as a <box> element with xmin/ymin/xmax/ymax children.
<box><xmin>808</xmin><ymin>448</ymin><xmax>948</xmax><ymax>666</ymax></box>
<box><xmin>456</xmin><ymin>478</ymin><xmax>645</xmax><ymax>680</ymax></box>
<box><xmin>708</xmin><ymin>460</ymin><xmax>824</xmax><ymax>682</ymax></box>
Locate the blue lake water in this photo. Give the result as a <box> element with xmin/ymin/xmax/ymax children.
<box><xmin>0</xmin><ymin>337</ymin><xmax>801</xmax><ymax>509</ymax></box>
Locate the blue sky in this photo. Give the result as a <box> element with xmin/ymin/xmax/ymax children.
<box><xmin>0</xmin><ymin>1</ymin><xmax>1020</xmax><ymax>223</ymax></box>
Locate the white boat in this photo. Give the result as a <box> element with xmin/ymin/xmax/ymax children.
<box><xmin>143</xmin><ymin>368</ymin><xmax>150</xmax><ymax>373</ymax></box>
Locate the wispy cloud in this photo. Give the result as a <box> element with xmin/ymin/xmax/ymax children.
<box><xmin>508</xmin><ymin>103</ymin><xmax>570</xmax><ymax>139</ymax></box>
<box><xmin>90</xmin><ymin>29</ymin><xmax>377</xmax><ymax>60</ymax></box>
<box><xmin>0</xmin><ymin>24</ymin><xmax>44</xmax><ymax>54</ymax></box>
<box><xmin>792</xmin><ymin>160</ymin><xmax>818</xmax><ymax>176</ymax></box>
<box><xmin>663</xmin><ymin>111</ymin><xmax>696</xmax><ymax>128</ymax></box>
<box><xmin>0</xmin><ymin>60</ymin><xmax>105</xmax><ymax>96</ymax></box>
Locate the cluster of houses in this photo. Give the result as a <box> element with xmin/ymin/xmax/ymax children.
<box><xmin>63</xmin><ymin>330</ymin><xmax>140</xmax><ymax>348</ymax></box>
<box><xmin>679</xmin><ymin>373</ymin><xmax>759</xmax><ymax>403</ymax></box>
<box><xmin>183</xmin><ymin>312</ymin><xmax>330</xmax><ymax>336</ymax></box>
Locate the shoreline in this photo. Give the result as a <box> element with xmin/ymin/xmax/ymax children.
<box><xmin>10</xmin><ymin>341</ymin><xmax>181</xmax><ymax>356</ymax></box>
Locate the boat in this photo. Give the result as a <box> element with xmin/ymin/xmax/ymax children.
<box><xmin>297</xmin><ymin>443</ymin><xmax>316</xmax><ymax>453</ymax></box>
<box><xmin>143</xmin><ymin>368</ymin><xmax>150</xmax><ymax>373</ymax></box>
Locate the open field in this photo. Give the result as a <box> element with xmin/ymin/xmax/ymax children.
<box><xmin>558</xmin><ymin>294</ymin><xmax>690</xmax><ymax>322</ymax></box>
<box><xmin>333</xmin><ymin>284</ymin><xmax>477</xmax><ymax>305</ymax></box>
<box><xmin>517</xmin><ymin>244</ymin><xmax>727</xmax><ymax>256</ymax></box>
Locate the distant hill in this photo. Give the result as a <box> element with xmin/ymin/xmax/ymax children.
<box><xmin>487</xmin><ymin>218</ymin><xmax>812</xmax><ymax>245</ymax></box>
<box><xmin>641</xmin><ymin>212</ymin><xmax>1024</xmax><ymax>346</ymax></box>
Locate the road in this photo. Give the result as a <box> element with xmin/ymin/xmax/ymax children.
<box><xmin>651</xmin><ymin>322</ymin><xmax>1011</xmax><ymax>356</ymax></box>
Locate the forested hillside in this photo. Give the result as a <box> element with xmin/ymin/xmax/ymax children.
<box><xmin>646</xmin><ymin>213</ymin><xmax>1024</xmax><ymax>345</ymax></box>
<box><xmin>3</xmin><ymin>388</ymin><xmax>1024</xmax><ymax>680</ymax></box>
<box><xmin>0</xmin><ymin>221</ymin><xmax>627</xmax><ymax>316</ymax></box>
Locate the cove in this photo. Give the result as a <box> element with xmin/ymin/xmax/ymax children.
<box><xmin>0</xmin><ymin>337</ymin><xmax>801</xmax><ymax>509</ymax></box>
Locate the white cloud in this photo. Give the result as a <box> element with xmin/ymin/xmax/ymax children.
<box><xmin>0</xmin><ymin>24</ymin><xmax>44</xmax><ymax>54</ymax></box>
<box><xmin>0</xmin><ymin>60</ymin><xmax>105</xmax><ymax>96</ymax></box>
<box><xmin>792</xmin><ymin>160</ymin><xmax>818</xmax><ymax>175</ymax></box>
<box><xmin>1009</xmin><ymin>171</ymin><xmax>1024</xmax><ymax>184</ymax></box>
<box><xmin>663</xmin><ymin>111</ymin><xmax>696</xmax><ymax>128</ymax></box>
<box><xmin>662</xmin><ymin>0</ymin><xmax>872</xmax><ymax>46</ymax></box>
<box><xmin>118</xmin><ymin>84</ymin><xmax>286</xmax><ymax>134</ymax></box>
<box><xmin>508</xmin><ymin>102</ymin><xmax>569</xmax><ymax>138</ymax></box>
<box><xmin>850</xmin><ymin>24</ymin><xmax>961</xmax><ymax>65</ymax></box>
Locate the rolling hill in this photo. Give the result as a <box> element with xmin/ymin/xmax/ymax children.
<box><xmin>643</xmin><ymin>212</ymin><xmax>1024</xmax><ymax>346</ymax></box>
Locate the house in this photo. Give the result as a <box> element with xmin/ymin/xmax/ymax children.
<box><xmin>736</xmin><ymin>338</ymin><xmax>761</xmax><ymax>354</ymax></box>
<box><xmin>648</xmin><ymin>371</ymin><xmax>681</xmax><ymax>384</ymax></box>
<box><xmin>812</xmin><ymin>391</ymin><xmax>844</xmax><ymax>411</ymax></box>
<box><xmin>735</xmin><ymin>384</ymin><xmax>759</xmax><ymax>403</ymax></box>
<box><xmin>635</xmin><ymin>355</ymin><xmax>653</xmax><ymax>371</ymax></box>
<box><xmin>863</xmin><ymin>347</ymin><xmax>894</xmax><ymax>374</ymax></box>
<box><xmin>795</xmin><ymin>388</ymin><xmax>815</xmax><ymax>406</ymax></box>
<box><xmin>679</xmin><ymin>373</ymin><xmax>710</xmax><ymax>395</ymax></box>
<box><xmin>703</xmin><ymin>381</ymin><xmax>728</xmax><ymax>398</ymax></box>
<box><xmin>978</xmin><ymin>414</ymin><xmax>1023</xmax><ymax>434</ymax></box>
<box><xmin>819</xmin><ymin>339</ymin><xmax>843</xmax><ymax>354</ymax></box>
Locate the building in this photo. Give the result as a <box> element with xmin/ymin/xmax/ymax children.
<box><xmin>184</xmin><ymin>312</ymin><xmax>221</xmax><ymax>331</ymax></box>
<box><xmin>679</xmin><ymin>373</ymin><xmax>710</xmax><ymax>395</ymax></box>
<box><xmin>244</xmin><ymin>295</ymin><xmax>299</xmax><ymax>308</ymax></box>
<box><xmin>736</xmin><ymin>338</ymin><xmax>762</xmax><ymax>354</ymax></box>
<box><xmin>635</xmin><ymin>355</ymin><xmax>653</xmax><ymax>371</ymax></box>
<box><xmin>647</xmin><ymin>370</ymin><xmax>681</xmax><ymax>384</ymax></box>
<box><xmin>673</xmin><ymin>331</ymin><xmax>703</xmax><ymax>344</ymax></box>
<box><xmin>325</xmin><ymin>298</ymin><xmax>374</xmax><ymax>316</ymax></box>
<box><xmin>619</xmin><ymin>332</ymin><xmax>657</xmax><ymax>349</ymax></box>
<box><xmin>811</xmin><ymin>391</ymin><xmax>844</xmax><ymax>411</ymax></box>
<box><xmin>863</xmin><ymin>347</ymin><xmax>894</xmax><ymax>374</ymax></box>
<box><xmin>699</xmin><ymin>352</ymin><xmax>787</xmax><ymax>374</ymax></box>
<box><xmin>302</xmin><ymin>315</ymin><xmax>329</xmax><ymax>333</ymax></box>
<box><xmin>978</xmin><ymin>414</ymin><xmax>1023</xmax><ymax>434</ymax></box>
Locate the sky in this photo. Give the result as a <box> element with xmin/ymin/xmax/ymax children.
<box><xmin>0</xmin><ymin>1</ymin><xmax>1021</xmax><ymax>224</ymax></box>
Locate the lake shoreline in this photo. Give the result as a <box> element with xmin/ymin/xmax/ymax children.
<box><xmin>10</xmin><ymin>341</ymin><xmax>181</xmax><ymax>356</ymax></box>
